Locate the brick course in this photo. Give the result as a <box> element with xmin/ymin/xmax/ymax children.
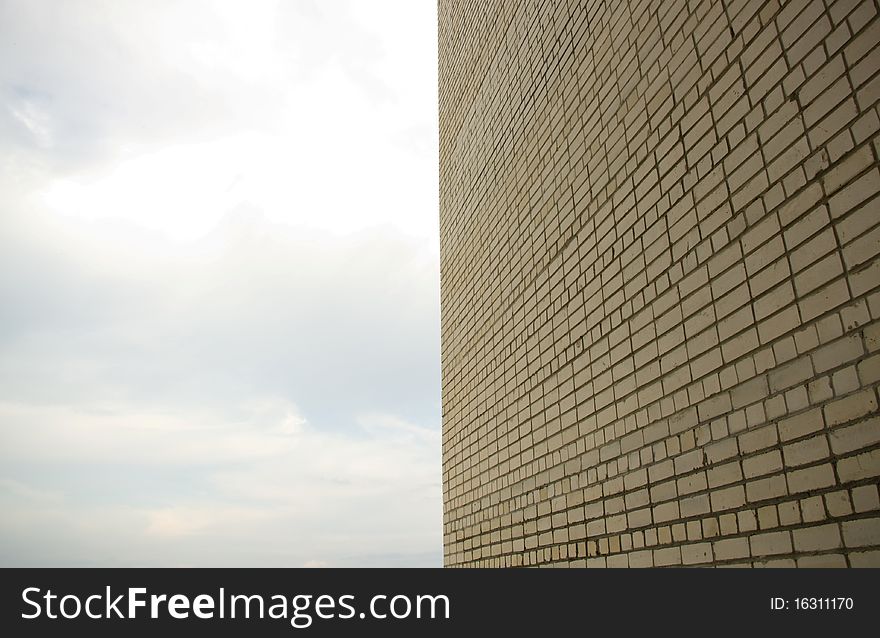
<box><xmin>439</xmin><ymin>0</ymin><xmax>880</xmax><ymax>567</ymax></box>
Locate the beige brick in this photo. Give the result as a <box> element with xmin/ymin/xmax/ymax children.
<box><xmin>852</xmin><ymin>485</ymin><xmax>880</xmax><ymax>513</ymax></box>
<box><xmin>738</xmin><ymin>509</ymin><xmax>758</xmax><ymax>532</ymax></box>
<box><xmin>743</xmin><ymin>450</ymin><xmax>784</xmax><ymax>478</ymax></box>
<box><xmin>842</xmin><ymin>225</ymin><xmax>880</xmax><ymax>270</ymax></box>
<box><xmin>653</xmin><ymin>501</ymin><xmax>680</xmax><ymax>524</ymax></box>
<box><xmin>801</xmin><ymin>495</ymin><xmax>827</xmax><ymax>522</ymax></box>
<box><xmin>674</xmin><ymin>449</ymin><xmax>705</xmax><ymax>475</ymax></box>
<box><xmin>707</xmin><ymin>460</ymin><xmax>744</xmax><ymax>488</ymax></box>
<box><xmin>739</xmin><ymin>424</ymin><xmax>779</xmax><ymax>454</ymax></box>
<box><xmin>750</xmin><ymin>531</ymin><xmax>793</xmax><ymax>556</ymax></box>
<box><xmin>812</xmin><ymin>334</ymin><xmax>865</xmax><ymax>373</ymax></box>
<box><xmin>681</xmin><ymin>542</ymin><xmax>713</xmax><ymax>565</ymax></box>
<box><xmin>829</xmin><ymin>168</ymin><xmax>880</xmax><ymax>217</ymax></box>
<box><xmin>680</xmin><ymin>494</ymin><xmax>711</xmax><ymax>518</ymax></box>
<box><xmin>793</xmin><ymin>524</ymin><xmax>843</xmax><ymax>552</ymax></box>
<box><xmin>836</xmin><ymin>218</ymin><xmax>880</xmax><ymax>274</ymax></box>
<box><xmin>797</xmin><ymin>554</ymin><xmax>847</xmax><ymax>567</ymax></box>
<box><xmin>780</xmin><ymin>182</ymin><xmax>823</xmax><ymax>226</ymax></box>
<box><xmin>439</xmin><ymin>0</ymin><xmax>880</xmax><ymax>568</ymax></box>
<box><xmin>731</xmin><ymin>374</ymin><xmax>770</xmax><ymax>408</ymax></box>
<box><xmin>825</xmin><ymin>490</ymin><xmax>854</xmax><ymax>517</ymax></box>
<box><xmin>714</xmin><ymin>537</ymin><xmax>750</xmax><ymax>561</ymax></box>
<box><xmin>628</xmin><ymin>549</ymin><xmax>654</xmax><ymax>568</ymax></box>
<box><xmin>858</xmin><ymin>353</ymin><xmax>880</xmax><ymax>384</ymax></box>
<box><xmin>787</xmin><ymin>463</ymin><xmax>836</xmax><ymax>494</ymax></box>
<box><xmin>654</xmin><ymin>547</ymin><xmax>682</xmax><ymax>567</ymax></box>
<box><xmin>795</xmin><ymin>252</ymin><xmax>845</xmax><ymax>297</ymax></box>
<box><xmin>747</xmin><ymin>475</ymin><xmax>788</xmax><ymax>502</ymax></box>
<box><xmin>834</xmin><ymin>136</ymin><xmax>873</xmax><ymax>182</ymax></box>
<box><xmin>698</xmin><ymin>512</ymin><xmax>719</xmax><ymax>536</ymax></box>
<box><xmin>837</xmin><ymin>449</ymin><xmax>880</xmax><ymax>482</ymax></box>
<box><xmin>778</xmin><ymin>501</ymin><xmax>802</xmax><ymax>526</ymax></box>
<box><xmin>867</xmin><ymin>322</ymin><xmax>880</xmax><ymax>352</ymax></box>
<box><xmin>829</xmin><ymin>417</ymin><xmax>880</xmax><ymax>454</ymax></box>
<box><xmin>778</xmin><ymin>407</ymin><xmax>825</xmax><ymax>441</ymax></box>
<box><xmin>842</xmin><ymin>518</ymin><xmax>880</xmax><ymax>548</ymax></box>
<box><xmin>849</xmin><ymin>550</ymin><xmax>880</xmax><ymax>567</ymax></box>
<box><xmin>783</xmin><ymin>434</ymin><xmax>830</xmax><ymax>467</ymax></box>
<box><xmin>757</xmin><ymin>508</ymin><xmax>779</xmax><ymax>533</ymax></box>
<box><xmin>698</xmin><ymin>392</ymin><xmax>733</xmax><ymax>421</ymax></box>
<box><xmin>711</xmin><ymin>485</ymin><xmax>747</xmax><ymax>512</ymax></box>
<box><xmin>824</xmin><ymin>390</ymin><xmax>878</xmax><ymax>426</ymax></box>
<box><xmin>720</xmin><ymin>513</ymin><xmax>738</xmax><ymax>535</ymax></box>
<box><xmin>768</xmin><ymin>357</ymin><xmax>813</xmax><ymax>392</ymax></box>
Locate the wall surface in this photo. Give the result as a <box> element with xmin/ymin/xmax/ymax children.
<box><xmin>439</xmin><ymin>0</ymin><xmax>880</xmax><ymax>567</ymax></box>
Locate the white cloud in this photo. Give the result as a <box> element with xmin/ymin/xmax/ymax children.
<box><xmin>2</xmin><ymin>0</ymin><xmax>438</xmax><ymax>240</ymax></box>
<box><xmin>0</xmin><ymin>396</ymin><xmax>440</xmax><ymax>566</ymax></box>
<box><xmin>8</xmin><ymin>100</ymin><xmax>53</xmax><ymax>147</ymax></box>
<box><xmin>0</xmin><ymin>0</ymin><xmax>440</xmax><ymax>567</ymax></box>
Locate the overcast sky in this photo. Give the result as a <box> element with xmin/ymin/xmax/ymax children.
<box><xmin>0</xmin><ymin>0</ymin><xmax>441</xmax><ymax>567</ymax></box>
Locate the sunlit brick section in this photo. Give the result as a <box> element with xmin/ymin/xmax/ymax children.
<box><xmin>439</xmin><ymin>0</ymin><xmax>880</xmax><ymax>567</ymax></box>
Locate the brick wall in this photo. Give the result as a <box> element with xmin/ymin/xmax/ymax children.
<box><xmin>439</xmin><ymin>0</ymin><xmax>880</xmax><ymax>567</ymax></box>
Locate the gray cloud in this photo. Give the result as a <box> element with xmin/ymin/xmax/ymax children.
<box><xmin>0</xmin><ymin>0</ymin><xmax>440</xmax><ymax>567</ymax></box>
<box><xmin>0</xmin><ymin>208</ymin><xmax>442</xmax><ymax>567</ymax></box>
<box><xmin>0</xmin><ymin>208</ymin><xmax>440</xmax><ymax>427</ymax></box>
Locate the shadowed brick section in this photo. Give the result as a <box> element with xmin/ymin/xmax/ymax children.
<box><xmin>439</xmin><ymin>0</ymin><xmax>880</xmax><ymax>567</ymax></box>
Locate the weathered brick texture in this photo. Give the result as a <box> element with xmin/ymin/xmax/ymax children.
<box><xmin>439</xmin><ymin>0</ymin><xmax>880</xmax><ymax>567</ymax></box>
